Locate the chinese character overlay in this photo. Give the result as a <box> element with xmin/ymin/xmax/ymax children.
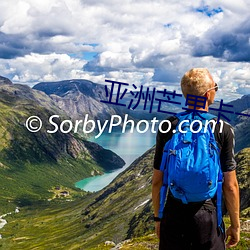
<box><xmin>100</xmin><ymin>79</ymin><xmax>250</xmax><ymax>122</ymax></box>
<box><xmin>155</xmin><ymin>89</ymin><xmax>182</xmax><ymax>115</ymax></box>
<box><xmin>209</xmin><ymin>99</ymin><xmax>234</xmax><ymax>123</ymax></box>
<box><xmin>100</xmin><ymin>80</ymin><xmax>129</xmax><ymax>107</ymax></box>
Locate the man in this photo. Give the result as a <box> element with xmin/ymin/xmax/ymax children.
<box><xmin>152</xmin><ymin>68</ymin><xmax>240</xmax><ymax>249</ymax></box>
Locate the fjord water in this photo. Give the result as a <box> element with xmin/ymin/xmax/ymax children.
<box><xmin>75</xmin><ymin>129</ymin><xmax>156</xmax><ymax>192</ymax></box>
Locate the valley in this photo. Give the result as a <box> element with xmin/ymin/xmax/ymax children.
<box><xmin>0</xmin><ymin>76</ymin><xmax>249</xmax><ymax>249</ymax></box>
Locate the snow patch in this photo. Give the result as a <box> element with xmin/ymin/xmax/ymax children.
<box><xmin>0</xmin><ymin>219</ymin><xmax>7</xmax><ymax>229</ymax></box>
<box><xmin>138</xmin><ymin>185</ymin><xmax>145</xmax><ymax>190</ymax></box>
<box><xmin>134</xmin><ymin>199</ymin><xmax>150</xmax><ymax>210</ymax></box>
<box><xmin>0</xmin><ymin>208</ymin><xmax>20</xmax><ymax>238</ymax></box>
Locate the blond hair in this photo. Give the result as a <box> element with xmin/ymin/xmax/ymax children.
<box><xmin>181</xmin><ymin>68</ymin><xmax>214</xmax><ymax>98</ymax></box>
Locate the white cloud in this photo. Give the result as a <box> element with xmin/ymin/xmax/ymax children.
<box><xmin>0</xmin><ymin>0</ymin><xmax>73</xmax><ymax>35</ymax></box>
<box><xmin>0</xmin><ymin>0</ymin><xmax>249</xmax><ymax>99</ymax></box>
<box><xmin>0</xmin><ymin>53</ymin><xmax>87</xmax><ymax>86</ymax></box>
<box><xmin>0</xmin><ymin>1</ymin><xmax>31</xmax><ymax>34</ymax></box>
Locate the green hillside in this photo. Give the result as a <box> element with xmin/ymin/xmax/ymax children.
<box><xmin>0</xmin><ymin>79</ymin><xmax>249</xmax><ymax>249</ymax></box>
<box><xmin>1</xmin><ymin>147</ymin><xmax>249</xmax><ymax>249</ymax></box>
<box><xmin>0</xmin><ymin>147</ymin><xmax>155</xmax><ymax>249</ymax></box>
<box><xmin>235</xmin><ymin>147</ymin><xmax>250</xmax><ymax>214</ymax></box>
<box><xmin>0</xmin><ymin>83</ymin><xmax>124</xmax><ymax>213</ymax></box>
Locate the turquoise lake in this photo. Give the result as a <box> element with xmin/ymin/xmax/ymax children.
<box><xmin>75</xmin><ymin>129</ymin><xmax>156</xmax><ymax>192</ymax></box>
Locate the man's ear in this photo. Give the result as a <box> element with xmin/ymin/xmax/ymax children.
<box><xmin>204</xmin><ymin>92</ymin><xmax>209</xmax><ymax>99</ymax></box>
<box><xmin>204</xmin><ymin>91</ymin><xmax>213</xmax><ymax>106</ymax></box>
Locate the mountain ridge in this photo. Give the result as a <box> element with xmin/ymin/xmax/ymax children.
<box><xmin>33</xmin><ymin>79</ymin><xmax>126</xmax><ymax>123</ymax></box>
<box><xmin>0</xmin><ymin>79</ymin><xmax>125</xmax><ymax>212</ymax></box>
<box><xmin>0</xmin><ymin>76</ymin><xmax>12</xmax><ymax>85</ymax></box>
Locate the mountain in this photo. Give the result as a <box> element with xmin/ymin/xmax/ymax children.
<box><xmin>0</xmin><ymin>75</ymin><xmax>12</xmax><ymax>85</ymax></box>
<box><xmin>227</xmin><ymin>94</ymin><xmax>250</xmax><ymax>122</ymax></box>
<box><xmin>79</xmin><ymin>147</ymin><xmax>154</xmax><ymax>248</ymax></box>
<box><xmin>1</xmin><ymin>146</ymin><xmax>249</xmax><ymax>249</ymax></box>
<box><xmin>210</xmin><ymin>95</ymin><xmax>250</xmax><ymax>152</ymax></box>
<box><xmin>224</xmin><ymin>94</ymin><xmax>250</xmax><ymax>152</ymax></box>
<box><xmin>33</xmin><ymin>79</ymin><xmax>249</xmax><ymax>132</ymax></box>
<box><xmin>0</xmin><ymin>78</ymin><xmax>125</xmax><ymax>212</ymax></box>
<box><xmin>235</xmin><ymin>148</ymin><xmax>250</xmax><ymax>214</ymax></box>
<box><xmin>33</xmin><ymin>80</ymin><xmax>187</xmax><ymax>122</ymax></box>
<box><xmin>223</xmin><ymin>95</ymin><xmax>250</xmax><ymax>152</ymax></box>
<box><xmin>121</xmin><ymin>90</ymin><xmax>185</xmax><ymax>120</ymax></box>
<box><xmin>234</xmin><ymin>108</ymin><xmax>250</xmax><ymax>152</ymax></box>
<box><xmin>33</xmin><ymin>79</ymin><xmax>126</xmax><ymax>124</ymax></box>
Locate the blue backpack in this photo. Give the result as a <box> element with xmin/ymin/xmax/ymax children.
<box><xmin>158</xmin><ymin>111</ymin><xmax>223</xmax><ymax>228</ymax></box>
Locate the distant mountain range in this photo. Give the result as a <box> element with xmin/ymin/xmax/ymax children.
<box><xmin>33</xmin><ymin>79</ymin><xmax>185</xmax><ymax>123</ymax></box>
<box><xmin>33</xmin><ymin>79</ymin><xmax>250</xmax><ymax>152</ymax></box>
<box><xmin>225</xmin><ymin>95</ymin><xmax>250</xmax><ymax>152</ymax></box>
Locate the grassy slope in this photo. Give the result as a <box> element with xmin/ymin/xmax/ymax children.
<box><xmin>0</xmin><ymin>90</ymin><xmax>106</xmax><ymax>213</ymax></box>
<box><xmin>1</xmin><ymin>203</ymin><xmax>249</xmax><ymax>250</ymax></box>
<box><xmin>0</xmin><ymin>148</ymin><xmax>154</xmax><ymax>249</ymax></box>
<box><xmin>89</xmin><ymin>219</ymin><xmax>250</xmax><ymax>250</ymax></box>
<box><xmin>1</xmin><ymin>147</ymin><xmax>249</xmax><ymax>249</ymax></box>
<box><xmin>0</xmin><ymin>156</ymin><xmax>100</xmax><ymax>213</ymax></box>
<box><xmin>0</xmin><ymin>199</ymin><xmax>89</xmax><ymax>250</ymax></box>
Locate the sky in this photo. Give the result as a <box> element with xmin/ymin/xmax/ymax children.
<box><xmin>0</xmin><ymin>0</ymin><xmax>249</xmax><ymax>101</ymax></box>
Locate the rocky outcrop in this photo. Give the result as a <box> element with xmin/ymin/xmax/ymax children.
<box><xmin>0</xmin><ymin>76</ymin><xmax>12</xmax><ymax>85</ymax></box>
<box><xmin>33</xmin><ymin>79</ymin><xmax>124</xmax><ymax>123</ymax></box>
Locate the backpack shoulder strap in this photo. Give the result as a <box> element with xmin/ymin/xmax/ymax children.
<box><xmin>175</xmin><ymin>111</ymin><xmax>190</xmax><ymax>121</ymax></box>
<box><xmin>176</xmin><ymin>111</ymin><xmax>217</xmax><ymax>122</ymax></box>
<box><xmin>200</xmin><ymin>112</ymin><xmax>223</xmax><ymax>230</ymax></box>
<box><xmin>200</xmin><ymin>112</ymin><xmax>217</xmax><ymax>121</ymax></box>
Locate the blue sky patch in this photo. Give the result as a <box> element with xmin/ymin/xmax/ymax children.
<box><xmin>196</xmin><ymin>6</ymin><xmax>223</xmax><ymax>17</ymax></box>
<box><xmin>69</xmin><ymin>50</ymin><xmax>98</xmax><ymax>61</ymax></box>
<box><xmin>164</xmin><ymin>23</ymin><xmax>172</xmax><ymax>28</ymax></box>
<box><xmin>82</xmin><ymin>51</ymin><xmax>98</xmax><ymax>61</ymax></box>
<box><xmin>82</xmin><ymin>43</ymin><xmax>99</xmax><ymax>47</ymax></box>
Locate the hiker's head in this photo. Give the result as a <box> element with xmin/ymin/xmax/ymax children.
<box><xmin>181</xmin><ymin>68</ymin><xmax>217</xmax><ymax>105</ymax></box>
